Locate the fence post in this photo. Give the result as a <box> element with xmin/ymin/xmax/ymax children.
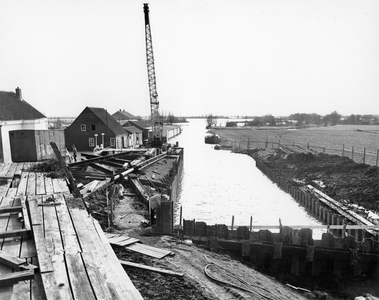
<box><xmin>342</xmin><ymin>144</ymin><xmax>345</xmax><ymax>157</ymax></box>
<box><xmin>376</xmin><ymin>149</ymin><xmax>379</xmax><ymax>167</ymax></box>
<box><xmin>352</xmin><ymin>146</ymin><xmax>354</xmax><ymax>161</ymax></box>
<box><xmin>265</xmin><ymin>137</ymin><xmax>268</xmax><ymax>148</ymax></box>
<box><xmin>363</xmin><ymin>148</ymin><xmax>366</xmax><ymax>164</ymax></box>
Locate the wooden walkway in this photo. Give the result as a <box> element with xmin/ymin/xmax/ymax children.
<box><xmin>0</xmin><ymin>163</ymin><xmax>143</xmax><ymax>300</ymax></box>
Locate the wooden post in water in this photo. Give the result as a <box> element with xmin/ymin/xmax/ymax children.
<box><xmin>352</xmin><ymin>146</ymin><xmax>354</xmax><ymax>161</ymax></box>
<box><xmin>342</xmin><ymin>144</ymin><xmax>345</xmax><ymax>157</ymax></box>
<box><xmin>250</xmin><ymin>216</ymin><xmax>253</xmax><ymax>232</ymax></box>
<box><xmin>231</xmin><ymin>215</ymin><xmax>234</xmax><ymax>231</ymax></box>
<box><xmin>363</xmin><ymin>148</ymin><xmax>366</xmax><ymax>164</ymax></box>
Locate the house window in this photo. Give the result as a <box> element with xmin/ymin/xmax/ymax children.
<box><xmin>110</xmin><ymin>138</ymin><xmax>115</xmax><ymax>147</ymax></box>
<box><xmin>89</xmin><ymin>138</ymin><xmax>94</xmax><ymax>147</ymax></box>
<box><xmin>81</xmin><ymin>124</ymin><xmax>86</xmax><ymax>131</ymax></box>
<box><xmin>91</xmin><ymin>125</ymin><xmax>96</xmax><ymax>131</ymax></box>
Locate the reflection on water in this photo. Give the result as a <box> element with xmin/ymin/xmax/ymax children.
<box><xmin>170</xmin><ymin>119</ymin><xmax>322</xmax><ymax>234</ymax></box>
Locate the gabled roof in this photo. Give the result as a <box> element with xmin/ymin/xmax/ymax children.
<box><xmin>112</xmin><ymin>110</ymin><xmax>136</xmax><ymax>120</ymax></box>
<box><xmin>86</xmin><ymin>107</ymin><xmax>126</xmax><ymax>135</ymax></box>
<box><xmin>0</xmin><ymin>90</ymin><xmax>46</xmax><ymax>121</ymax></box>
<box><xmin>125</xmin><ymin>120</ymin><xmax>152</xmax><ymax>130</ymax></box>
<box><xmin>123</xmin><ymin>126</ymin><xmax>142</xmax><ymax>134</ymax></box>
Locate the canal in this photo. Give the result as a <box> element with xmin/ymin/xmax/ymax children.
<box><xmin>170</xmin><ymin>118</ymin><xmax>323</xmax><ymax>233</ymax></box>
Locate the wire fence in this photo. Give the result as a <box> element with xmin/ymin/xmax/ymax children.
<box><xmin>225</xmin><ymin>139</ymin><xmax>379</xmax><ymax>167</ymax></box>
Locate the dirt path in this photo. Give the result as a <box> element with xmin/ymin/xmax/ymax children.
<box><xmin>113</xmin><ymin>229</ymin><xmax>308</xmax><ymax>300</ymax></box>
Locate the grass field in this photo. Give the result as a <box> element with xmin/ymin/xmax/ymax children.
<box><xmin>211</xmin><ymin>125</ymin><xmax>379</xmax><ymax>166</ymax></box>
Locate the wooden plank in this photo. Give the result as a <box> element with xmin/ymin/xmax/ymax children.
<box><xmin>0</xmin><ymin>229</ymin><xmax>31</xmax><ymax>239</ymax></box>
<box><xmin>28</xmin><ymin>197</ymin><xmax>43</xmax><ymax>226</ymax></box>
<box><xmin>26</xmin><ymin>173</ymin><xmax>36</xmax><ymax>196</ymax></box>
<box><xmin>0</xmin><ymin>179</ymin><xmax>12</xmax><ymax>198</ymax></box>
<box><xmin>80</xmin><ymin>252</ymin><xmax>118</xmax><ymax>299</ymax></box>
<box><xmin>39</xmin><ymin>196</ymin><xmax>72</xmax><ymax>298</ymax></box>
<box><xmin>125</xmin><ymin>243</ymin><xmax>172</xmax><ymax>259</ymax></box>
<box><xmin>0</xmin><ymin>163</ymin><xmax>12</xmax><ymax>177</ymax></box>
<box><xmin>51</xmin><ymin>178</ymin><xmax>63</xmax><ymax>194</ymax></box>
<box><xmin>14</xmin><ymin>163</ymin><xmax>25</xmax><ymax>176</ymax></box>
<box><xmin>118</xmin><ymin>238</ymin><xmax>140</xmax><ymax>247</ymax></box>
<box><xmin>44</xmin><ymin>178</ymin><xmax>54</xmax><ymax>195</ymax></box>
<box><xmin>0</xmin><ymin>270</ymin><xmax>34</xmax><ymax>286</ymax></box>
<box><xmin>55</xmin><ymin>194</ymin><xmax>81</xmax><ymax>255</ymax></box>
<box><xmin>0</xmin><ymin>195</ymin><xmax>32</xmax><ymax>299</ymax></box>
<box><xmin>0</xmin><ymin>249</ymin><xmax>26</xmax><ymax>267</ymax></box>
<box><xmin>16</xmin><ymin>172</ymin><xmax>29</xmax><ymax>196</ymax></box>
<box><xmin>69</xmin><ymin>209</ymin><xmax>128</xmax><ymax>298</ymax></box>
<box><xmin>0</xmin><ymin>206</ymin><xmax>22</xmax><ymax>214</ymax></box>
<box><xmin>41</xmin><ymin>271</ymin><xmax>72</xmax><ymax>300</ymax></box>
<box><xmin>35</xmin><ymin>173</ymin><xmax>46</xmax><ymax>195</ymax></box>
<box><xmin>80</xmin><ymin>180</ymin><xmax>99</xmax><ymax>196</ymax></box>
<box><xmin>20</xmin><ymin>196</ymin><xmax>31</xmax><ymax>231</ymax></box>
<box><xmin>119</xmin><ymin>260</ymin><xmax>184</xmax><ymax>277</ymax></box>
<box><xmin>30</xmin><ymin>224</ymin><xmax>54</xmax><ymax>274</ymax></box>
<box><xmin>30</xmin><ymin>257</ymin><xmax>47</xmax><ymax>300</ymax></box>
<box><xmin>65</xmin><ymin>253</ymin><xmax>96</xmax><ymax>300</ymax></box>
<box><xmin>80</xmin><ymin>211</ymin><xmax>143</xmax><ymax>299</ymax></box>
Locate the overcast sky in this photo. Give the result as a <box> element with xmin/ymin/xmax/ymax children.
<box><xmin>1</xmin><ymin>0</ymin><xmax>379</xmax><ymax>118</ymax></box>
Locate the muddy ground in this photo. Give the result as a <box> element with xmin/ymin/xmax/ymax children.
<box><xmin>244</xmin><ymin>148</ymin><xmax>379</xmax><ymax>214</ymax></box>
<box><xmin>33</xmin><ymin>157</ymin><xmax>379</xmax><ymax>299</ymax></box>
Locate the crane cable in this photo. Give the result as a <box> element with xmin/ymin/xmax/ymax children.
<box><xmin>203</xmin><ymin>255</ymin><xmax>284</xmax><ymax>300</ymax></box>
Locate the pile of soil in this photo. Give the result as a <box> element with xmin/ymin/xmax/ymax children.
<box><xmin>246</xmin><ymin>148</ymin><xmax>379</xmax><ymax>213</ymax></box>
<box><xmin>26</xmin><ymin>159</ymin><xmax>66</xmax><ymax>178</ymax></box>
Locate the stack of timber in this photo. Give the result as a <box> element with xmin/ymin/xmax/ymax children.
<box><xmin>0</xmin><ymin>162</ymin><xmax>143</xmax><ymax>299</ymax></box>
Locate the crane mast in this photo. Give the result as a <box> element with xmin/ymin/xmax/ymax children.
<box><xmin>143</xmin><ymin>3</ymin><xmax>162</xmax><ymax>147</ymax></box>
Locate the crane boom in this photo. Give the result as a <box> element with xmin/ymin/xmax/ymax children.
<box><xmin>143</xmin><ymin>3</ymin><xmax>162</xmax><ymax>147</ymax></box>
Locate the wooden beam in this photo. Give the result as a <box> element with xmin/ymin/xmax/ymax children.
<box><xmin>0</xmin><ymin>270</ymin><xmax>35</xmax><ymax>286</ymax></box>
<box><xmin>0</xmin><ymin>249</ymin><xmax>26</xmax><ymax>268</ymax></box>
<box><xmin>89</xmin><ymin>163</ymin><xmax>115</xmax><ymax>175</ymax></box>
<box><xmin>119</xmin><ymin>260</ymin><xmax>183</xmax><ymax>277</ymax></box>
<box><xmin>50</xmin><ymin>142</ymin><xmax>81</xmax><ymax>198</ymax></box>
<box><xmin>0</xmin><ymin>250</ymin><xmax>38</xmax><ymax>271</ymax></box>
<box><xmin>0</xmin><ymin>229</ymin><xmax>31</xmax><ymax>239</ymax></box>
<box><xmin>0</xmin><ymin>206</ymin><xmax>22</xmax><ymax>214</ymax></box>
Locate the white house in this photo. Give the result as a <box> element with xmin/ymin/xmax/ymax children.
<box><xmin>0</xmin><ymin>87</ymin><xmax>48</xmax><ymax>163</ymax></box>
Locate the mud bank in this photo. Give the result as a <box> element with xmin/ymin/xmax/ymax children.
<box><xmin>242</xmin><ymin>148</ymin><xmax>379</xmax><ymax>216</ymax></box>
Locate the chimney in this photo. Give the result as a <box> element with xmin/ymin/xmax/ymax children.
<box><xmin>15</xmin><ymin>87</ymin><xmax>22</xmax><ymax>99</ymax></box>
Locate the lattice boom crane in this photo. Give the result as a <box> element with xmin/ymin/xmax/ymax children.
<box><xmin>143</xmin><ymin>3</ymin><xmax>163</xmax><ymax>147</ymax></box>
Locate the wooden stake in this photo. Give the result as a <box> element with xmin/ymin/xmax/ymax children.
<box><xmin>50</xmin><ymin>142</ymin><xmax>81</xmax><ymax>198</ymax></box>
<box><xmin>249</xmin><ymin>216</ymin><xmax>253</xmax><ymax>232</ymax></box>
<box><xmin>231</xmin><ymin>215</ymin><xmax>234</xmax><ymax>231</ymax></box>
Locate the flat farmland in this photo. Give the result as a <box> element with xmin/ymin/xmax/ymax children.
<box><xmin>211</xmin><ymin>125</ymin><xmax>379</xmax><ymax>166</ymax></box>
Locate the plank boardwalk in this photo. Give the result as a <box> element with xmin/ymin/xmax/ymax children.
<box><xmin>0</xmin><ymin>163</ymin><xmax>143</xmax><ymax>300</ymax></box>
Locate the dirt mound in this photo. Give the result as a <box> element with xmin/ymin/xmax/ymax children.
<box><xmin>251</xmin><ymin>149</ymin><xmax>379</xmax><ymax>214</ymax></box>
<box><xmin>25</xmin><ymin>159</ymin><xmax>66</xmax><ymax>178</ymax></box>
